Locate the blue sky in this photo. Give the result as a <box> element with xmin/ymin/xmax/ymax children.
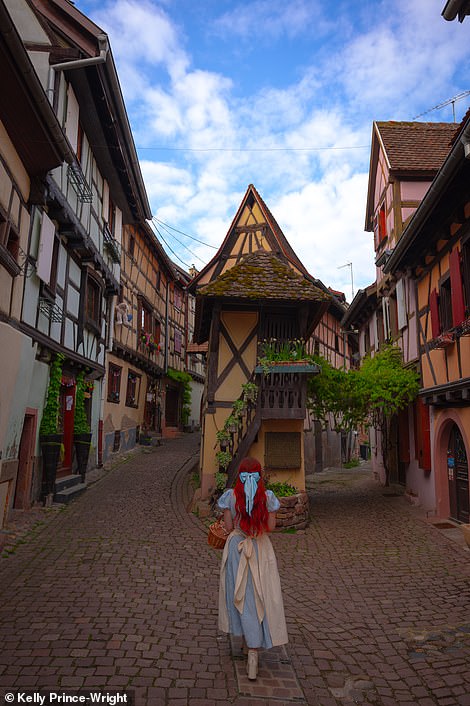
<box><xmin>75</xmin><ymin>0</ymin><xmax>469</xmax><ymax>300</ymax></box>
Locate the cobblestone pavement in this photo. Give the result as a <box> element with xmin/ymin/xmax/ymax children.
<box><xmin>1</xmin><ymin>435</ymin><xmax>470</xmax><ymax>706</ymax></box>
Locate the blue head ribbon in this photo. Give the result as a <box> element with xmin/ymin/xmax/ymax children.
<box><xmin>239</xmin><ymin>471</ymin><xmax>260</xmax><ymax>516</ymax></box>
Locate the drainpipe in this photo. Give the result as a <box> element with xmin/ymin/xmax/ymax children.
<box><xmin>97</xmin><ymin>294</ymin><xmax>116</xmax><ymax>467</ymax></box>
<box><xmin>47</xmin><ymin>34</ymin><xmax>109</xmax><ymax>102</ymax></box>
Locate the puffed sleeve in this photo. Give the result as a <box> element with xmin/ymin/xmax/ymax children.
<box><xmin>217</xmin><ymin>489</ymin><xmax>233</xmax><ymax>510</ymax></box>
<box><xmin>266</xmin><ymin>489</ymin><xmax>280</xmax><ymax>512</ymax></box>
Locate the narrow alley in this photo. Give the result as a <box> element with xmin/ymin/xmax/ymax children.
<box><xmin>1</xmin><ymin>436</ymin><xmax>470</xmax><ymax>706</ymax></box>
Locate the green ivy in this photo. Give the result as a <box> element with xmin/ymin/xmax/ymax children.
<box><xmin>167</xmin><ymin>367</ymin><xmax>192</xmax><ymax>426</ymax></box>
<box><xmin>39</xmin><ymin>353</ymin><xmax>65</xmax><ymax>436</ymax></box>
<box><xmin>74</xmin><ymin>371</ymin><xmax>91</xmax><ymax>435</ymax></box>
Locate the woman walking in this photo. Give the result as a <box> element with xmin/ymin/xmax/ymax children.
<box><xmin>217</xmin><ymin>457</ymin><xmax>288</xmax><ymax>680</ymax></box>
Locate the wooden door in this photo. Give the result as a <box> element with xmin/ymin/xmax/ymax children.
<box><xmin>447</xmin><ymin>424</ymin><xmax>469</xmax><ymax>523</ymax></box>
<box><xmin>58</xmin><ymin>379</ymin><xmax>76</xmax><ymax>475</ymax></box>
<box><xmin>165</xmin><ymin>385</ymin><xmax>180</xmax><ymax>427</ymax></box>
<box><xmin>14</xmin><ymin>412</ymin><xmax>36</xmax><ymax>510</ymax></box>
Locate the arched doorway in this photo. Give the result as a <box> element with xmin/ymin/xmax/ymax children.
<box><xmin>447</xmin><ymin>423</ymin><xmax>469</xmax><ymax>523</ymax></box>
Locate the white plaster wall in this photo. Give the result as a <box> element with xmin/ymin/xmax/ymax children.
<box><xmin>189</xmin><ymin>380</ymin><xmax>203</xmax><ymax>429</ymax></box>
<box><xmin>0</xmin><ymin>324</ymin><xmax>37</xmax><ymax>458</ymax></box>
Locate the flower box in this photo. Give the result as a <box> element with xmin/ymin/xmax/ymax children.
<box><xmin>255</xmin><ymin>362</ymin><xmax>320</xmax><ymax>374</ymax></box>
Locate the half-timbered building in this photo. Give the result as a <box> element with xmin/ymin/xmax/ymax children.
<box><xmin>5</xmin><ymin>0</ymin><xmax>150</xmax><ymax>504</ymax></box>
<box><xmin>384</xmin><ymin>111</ymin><xmax>470</xmax><ymax>521</ymax></box>
<box><xmin>359</xmin><ymin>120</ymin><xmax>455</xmax><ymax>496</ymax></box>
<box><xmin>0</xmin><ymin>0</ymin><xmax>73</xmax><ymax>525</ymax></box>
<box><xmin>189</xmin><ymin>184</ymin><xmax>330</xmax><ymax>499</ymax></box>
<box><xmin>103</xmin><ymin>221</ymin><xmax>173</xmax><ymax>460</ymax></box>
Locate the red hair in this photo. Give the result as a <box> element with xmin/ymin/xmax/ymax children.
<box><xmin>234</xmin><ymin>458</ymin><xmax>269</xmax><ymax>536</ymax></box>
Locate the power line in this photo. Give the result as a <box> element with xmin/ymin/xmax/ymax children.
<box><xmin>150</xmin><ymin>220</ymin><xmax>193</xmax><ymax>269</ymax></box>
<box><xmin>152</xmin><ymin>217</ymin><xmax>218</xmax><ymax>249</ymax></box>
<box><xmin>138</xmin><ymin>144</ymin><xmax>370</xmax><ymax>153</ymax></box>
<box><xmin>152</xmin><ymin>218</ymin><xmax>207</xmax><ymax>265</ymax></box>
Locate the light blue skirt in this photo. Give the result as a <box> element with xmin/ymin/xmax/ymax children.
<box><xmin>224</xmin><ymin>535</ymin><xmax>273</xmax><ymax>649</ymax></box>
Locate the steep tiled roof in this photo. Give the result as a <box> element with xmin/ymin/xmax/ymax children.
<box><xmin>198</xmin><ymin>250</ymin><xmax>330</xmax><ymax>302</ymax></box>
<box><xmin>376</xmin><ymin>121</ymin><xmax>456</xmax><ymax>172</ymax></box>
<box><xmin>249</xmin><ymin>184</ymin><xmax>310</xmax><ymax>276</ymax></box>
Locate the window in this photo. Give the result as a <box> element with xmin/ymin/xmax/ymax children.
<box><xmin>449</xmin><ymin>247</ymin><xmax>465</xmax><ymax>326</ymax></box>
<box><xmin>0</xmin><ymin>216</ymin><xmax>20</xmax><ymax>276</ymax></box>
<box><xmin>76</xmin><ymin>122</ymin><xmax>84</xmax><ymax>164</ymax></box>
<box><xmin>140</xmin><ymin>299</ymin><xmax>152</xmax><ymax>333</ymax></box>
<box><xmin>86</xmin><ymin>276</ymin><xmax>101</xmax><ymax>329</ymax></box>
<box><xmin>108</xmin><ymin>197</ymin><xmax>115</xmax><ymax>235</ymax></box>
<box><xmin>129</xmin><ymin>233</ymin><xmax>135</xmax><ymax>259</ymax></box>
<box><xmin>389</xmin><ymin>293</ymin><xmax>398</xmax><ymax>338</ymax></box>
<box><xmin>107</xmin><ymin>363</ymin><xmax>122</xmax><ymax>403</ymax></box>
<box><xmin>41</xmin><ymin>235</ymin><xmax>60</xmax><ymax>299</ymax></box>
<box><xmin>174</xmin><ymin>287</ymin><xmax>182</xmax><ymax>310</ymax></box>
<box><xmin>174</xmin><ymin>330</ymin><xmax>182</xmax><ymax>354</ymax></box>
<box><xmin>154</xmin><ymin>319</ymin><xmax>161</xmax><ymax>345</ymax></box>
<box><xmin>378</xmin><ymin>203</ymin><xmax>387</xmax><ymax>244</ymax></box>
<box><xmin>156</xmin><ymin>269</ymin><xmax>161</xmax><ymax>290</ymax></box>
<box><xmin>438</xmin><ymin>277</ymin><xmax>453</xmax><ymax>333</ymax></box>
<box><xmin>126</xmin><ymin>370</ymin><xmax>141</xmax><ymax>407</ymax></box>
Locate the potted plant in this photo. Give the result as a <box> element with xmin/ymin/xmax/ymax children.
<box><xmin>224</xmin><ymin>414</ymin><xmax>239</xmax><ymax>434</ymax></box>
<box><xmin>39</xmin><ymin>353</ymin><xmax>65</xmax><ymax>500</ymax></box>
<box><xmin>216</xmin><ymin>450</ymin><xmax>232</xmax><ymax>471</ymax></box>
<box><xmin>241</xmin><ymin>381</ymin><xmax>258</xmax><ymax>403</ymax></box>
<box><xmin>74</xmin><ymin>371</ymin><xmax>92</xmax><ymax>482</ymax></box>
<box><xmin>232</xmin><ymin>398</ymin><xmax>246</xmax><ymax>417</ymax></box>
<box><xmin>216</xmin><ymin>428</ymin><xmax>232</xmax><ymax>450</ymax></box>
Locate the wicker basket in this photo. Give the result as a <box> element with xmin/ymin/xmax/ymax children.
<box><xmin>208</xmin><ymin>519</ymin><xmax>229</xmax><ymax>549</ymax></box>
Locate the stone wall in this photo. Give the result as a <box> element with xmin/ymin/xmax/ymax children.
<box><xmin>275</xmin><ymin>491</ymin><xmax>309</xmax><ymax>530</ymax></box>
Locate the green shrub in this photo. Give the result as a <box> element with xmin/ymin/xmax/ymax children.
<box><xmin>39</xmin><ymin>353</ymin><xmax>65</xmax><ymax>436</ymax></box>
<box><xmin>265</xmin><ymin>481</ymin><xmax>298</xmax><ymax>497</ymax></box>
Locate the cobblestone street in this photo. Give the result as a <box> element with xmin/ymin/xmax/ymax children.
<box><xmin>1</xmin><ymin>434</ymin><xmax>470</xmax><ymax>706</ymax></box>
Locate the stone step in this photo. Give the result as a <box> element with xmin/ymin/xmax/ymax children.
<box><xmin>54</xmin><ymin>482</ymin><xmax>87</xmax><ymax>504</ymax></box>
<box><xmin>54</xmin><ymin>474</ymin><xmax>82</xmax><ymax>493</ymax></box>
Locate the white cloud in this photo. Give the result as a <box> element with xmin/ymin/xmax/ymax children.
<box><xmin>213</xmin><ymin>0</ymin><xmax>326</xmax><ymax>41</ymax></box>
<box><xmin>273</xmin><ymin>173</ymin><xmax>374</xmax><ymax>300</ymax></box>
<box><xmin>92</xmin><ymin>0</ymin><xmax>189</xmax><ymax>81</ymax></box>
<box><xmin>81</xmin><ymin>0</ymin><xmax>468</xmax><ymax>296</ymax></box>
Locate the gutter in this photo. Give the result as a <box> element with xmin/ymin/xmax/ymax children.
<box><xmin>384</xmin><ymin>119</ymin><xmax>470</xmax><ymax>273</ymax></box>
<box><xmin>47</xmin><ymin>33</ymin><xmax>108</xmax><ymax>100</ymax></box>
<box><xmin>442</xmin><ymin>0</ymin><xmax>470</xmax><ymax>20</ymax></box>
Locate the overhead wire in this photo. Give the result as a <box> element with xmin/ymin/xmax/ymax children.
<box><xmin>152</xmin><ymin>217</ymin><xmax>218</xmax><ymax>249</ymax></box>
<box><xmin>151</xmin><ymin>217</ymin><xmax>208</xmax><ymax>266</ymax></box>
<box><xmin>149</xmin><ymin>220</ymin><xmax>193</xmax><ymax>269</ymax></box>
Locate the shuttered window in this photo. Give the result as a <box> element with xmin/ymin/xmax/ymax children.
<box><xmin>414</xmin><ymin>398</ymin><xmax>431</xmax><ymax>472</ymax></box>
<box><xmin>461</xmin><ymin>241</ymin><xmax>470</xmax><ymax>317</ymax></box>
<box><xmin>449</xmin><ymin>248</ymin><xmax>465</xmax><ymax>326</ymax></box>
<box><xmin>438</xmin><ymin>277</ymin><xmax>452</xmax><ymax>333</ymax></box>
<box><xmin>430</xmin><ymin>288</ymin><xmax>440</xmax><ymax>338</ymax></box>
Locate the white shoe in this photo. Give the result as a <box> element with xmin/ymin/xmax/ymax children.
<box><xmin>247</xmin><ymin>649</ymin><xmax>258</xmax><ymax>680</ymax></box>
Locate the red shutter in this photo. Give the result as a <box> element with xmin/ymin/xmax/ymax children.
<box><xmin>429</xmin><ymin>288</ymin><xmax>440</xmax><ymax>338</ymax></box>
<box><xmin>450</xmin><ymin>248</ymin><xmax>465</xmax><ymax>326</ymax></box>
<box><xmin>416</xmin><ymin>398</ymin><xmax>431</xmax><ymax>472</ymax></box>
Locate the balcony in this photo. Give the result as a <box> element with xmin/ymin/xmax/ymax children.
<box><xmin>103</xmin><ymin>223</ymin><xmax>121</xmax><ymax>264</ymax></box>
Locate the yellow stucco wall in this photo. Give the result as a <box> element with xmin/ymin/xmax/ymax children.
<box><xmin>200</xmin><ymin>308</ymin><xmax>308</xmax><ymax>497</ymax></box>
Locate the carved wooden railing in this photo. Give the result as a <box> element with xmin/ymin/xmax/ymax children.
<box><xmin>225</xmin><ymin>363</ymin><xmax>319</xmax><ymax>485</ymax></box>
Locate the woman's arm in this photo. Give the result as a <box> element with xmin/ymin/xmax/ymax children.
<box><xmin>223</xmin><ymin>508</ymin><xmax>234</xmax><ymax>532</ymax></box>
<box><xmin>267</xmin><ymin>511</ymin><xmax>277</xmax><ymax>532</ymax></box>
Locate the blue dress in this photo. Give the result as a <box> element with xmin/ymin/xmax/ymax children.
<box><xmin>217</xmin><ymin>489</ymin><xmax>280</xmax><ymax>649</ymax></box>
